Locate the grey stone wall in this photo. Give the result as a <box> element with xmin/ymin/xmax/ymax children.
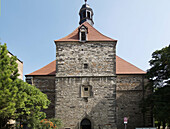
<box><xmin>55</xmin><ymin>41</ymin><xmax>117</xmax><ymax>129</ymax></box>
<box><xmin>55</xmin><ymin>77</ymin><xmax>116</xmax><ymax>129</ymax></box>
<box><xmin>32</xmin><ymin>76</ymin><xmax>55</xmax><ymax>118</ymax></box>
<box><xmin>56</xmin><ymin>42</ymin><xmax>116</xmax><ymax>77</ymax></box>
<box><xmin>116</xmin><ymin>75</ymin><xmax>152</xmax><ymax>129</ymax></box>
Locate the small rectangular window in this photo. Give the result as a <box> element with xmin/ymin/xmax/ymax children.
<box><xmin>81</xmin><ymin>32</ymin><xmax>86</xmax><ymax>41</ymax></box>
<box><xmin>81</xmin><ymin>85</ymin><xmax>92</xmax><ymax>98</ymax></box>
<box><xmin>84</xmin><ymin>88</ymin><xmax>88</xmax><ymax>91</ymax></box>
<box><xmin>84</xmin><ymin>63</ymin><xmax>88</xmax><ymax>69</ymax></box>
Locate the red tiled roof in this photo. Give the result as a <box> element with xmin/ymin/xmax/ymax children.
<box><xmin>54</xmin><ymin>22</ymin><xmax>117</xmax><ymax>42</ymax></box>
<box><xmin>27</xmin><ymin>60</ymin><xmax>56</xmax><ymax>76</ymax></box>
<box><xmin>26</xmin><ymin>56</ymin><xmax>146</xmax><ymax>76</ymax></box>
<box><xmin>116</xmin><ymin>56</ymin><xmax>146</xmax><ymax>74</ymax></box>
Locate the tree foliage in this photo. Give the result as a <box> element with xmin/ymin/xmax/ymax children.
<box><xmin>0</xmin><ymin>43</ymin><xmax>50</xmax><ymax>128</ymax></box>
<box><xmin>147</xmin><ymin>45</ymin><xmax>170</xmax><ymax>88</ymax></box>
<box><xmin>145</xmin><ymin>45</ymin><xmax>170</xmax><ymax>129</ymax></box>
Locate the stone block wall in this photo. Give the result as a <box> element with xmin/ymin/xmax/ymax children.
<box><xmin>55</xmin><ymin>41</ymin><xmax>117</xmax><ymax>129</ymax></box>
<box><xmin>116</xmin><ymin>75</ymin><xmax>152</xmax><ymax>129</ymax></box>
<box><xmin>55</xmin><ymin>42</ymin><xmax>116</xmax><ymax>77</ymax></box>
<box><xmin>32</xmin><ymin>76</ymin><xmax>55</xmax><ymax>118</ymax></box>
<box><xmin>55</xmin><ymin>77</ymin><xmax>117</xmax><ymax>129</ymax></box>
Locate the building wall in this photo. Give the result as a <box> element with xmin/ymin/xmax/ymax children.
<box><xmin>56</xmin><ymin>42</ymin><xmax>116</xmax><ymax>77</ymax></box>
<box><xmin>55</xmin><ymin>41</ymin><xmax>117</xmax><ymax>129</ymax></box>
<box><xmin>25</xmin><ymin>41</ymin><xmax>153</xmax><ymax>129</ymax></box>
<box><xmin>16</xmin><ymin>59</ymin><xmax>23</xmax><ymax>80</ymax></box>
<box><xmin>27</xmin><ymin>74</ymin><xmax>152</xmax><ymax>129</ymax></box>
<box><xmin>116</xmin><ymin>74</ymin><xmax>151</xmax><ymax>129</ymax></box>
<box><xmin>8</xmin><ymin>52</ymin><xmax>23</xmax><ymax>80</ymax></box>
<box><xmin>31</xmin><ymin>76</ymin><xmax>55</xmax><ymax>118</ymax></box>
<box><xmin>56</xmin><ymin>77</ymin><xmax>116</xmax><ymax>129</ymax></box>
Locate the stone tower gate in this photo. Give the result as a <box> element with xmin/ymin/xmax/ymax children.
<box><xmin>26</xmin><ymin>2</ymin><xmax>153</xmax><ymax>129</ymax></box>
<box><xmin>54</xmin><ymin>22</ymin><xmax>117</xmax><ymax>129</ymax></box>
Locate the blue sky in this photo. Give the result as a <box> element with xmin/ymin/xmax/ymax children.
<box><xmin>0</xmin><ymin>0</ymin><xmax>170</xmax><ymax>80</ymax></box>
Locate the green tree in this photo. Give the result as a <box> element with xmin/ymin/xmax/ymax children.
<box><xmin>0</xmin><ymin>43</ymin><xmax>50</xmax><ymax>129</ymax></box>
<box><xmin>145</xmin><ymin>45</ymin><xmax>170</xmax><ymax>129</ymax></box>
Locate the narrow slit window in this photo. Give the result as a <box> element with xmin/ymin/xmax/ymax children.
<box><xmin>84</xmin><ymin>64</ymin><xmax>88</xmax><ymax>69</ymax></box>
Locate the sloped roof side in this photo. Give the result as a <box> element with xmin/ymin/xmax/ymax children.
<box><xmin>54</xmin><ymin>22</ymin><xmax>117</xmax><ymax>42</ymax></box>
<box><xmin>116</xmin><ymin>56</ymin><xmax>146</xmax><ymax>74</ymax></box>
<box><xmin>27</xmin><ymin>60</ymin><xmax>56</xmax><ymax>76</ymax></box>
<box><xmin>26</xmin><ymin>56</ymin><xmax>146</xmax><ymax>76</ymax></box>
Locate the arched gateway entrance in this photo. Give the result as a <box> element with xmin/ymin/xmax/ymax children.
<box><xmin>80</xmin><ymin>118</ymin><xmax>91</xmax><ymax>129</ymax></box>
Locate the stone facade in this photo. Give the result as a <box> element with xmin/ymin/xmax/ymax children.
<box><xmin>56</xmin><ymin>42</ymin><xmax>116</xmax><ymax>77</ymax></box>
<box><xmin>55</xmin><ymin>41</ymin><xmax>117</xmax><ymax>129</ymax></box>
<box><xmin>116</xmin><ymin>75</ymin><xmax>145</xmax><ymax>129</ymax></box>
<box><xmin>30</xmin><ymin>76</ymin><xmax>55</xmax><ymax>118</ymax></box>
<box><xmin>116</xmin><ymin>75</ymin><xmax>153</xmax><ymax>129</ymax></box>
<box><xmin>25</xmin><ymin>40</ymin><xmax>153</xmax><ymax>129</ymax></box>
<box><xmin>26</xmin><ymin>73</ymin><xmax>152</xmax><ymax>129</ymax></box>
<box><xmin>55</xmin><ymin>77</ymin><xmax>116</xmax><ymax>129</ymax></box>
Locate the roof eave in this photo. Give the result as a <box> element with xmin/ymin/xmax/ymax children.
<box><xmin>25</xmin><ymin>74</ymin><xmax>55</xmax><ymax>77</ymax></box>
<box><xmin>116</xmin><ymin>73</ymin><xmax>146</xmax><ymax>75</ymax></box>
<box><xmin>54</xmin><ymin>40</ymin><xmax>117</xmax><ymax>43</ymax></box>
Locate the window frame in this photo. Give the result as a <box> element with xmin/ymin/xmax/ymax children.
<box><xmin>79</xmin><ymin>25</ymin><xmax>88</xmax><ymax>42</ymax></box>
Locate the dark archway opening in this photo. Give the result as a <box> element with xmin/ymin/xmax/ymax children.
<box><xmin>81</xmin><ymin>118</ymin><xmax>91</xmax><ymax>129</ymax></box>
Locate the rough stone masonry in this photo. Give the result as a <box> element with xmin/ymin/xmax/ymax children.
<box><xmin>55</xmin><ymin>42</ymin><xmax>117</xmax><ymax>129</ymax></box>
